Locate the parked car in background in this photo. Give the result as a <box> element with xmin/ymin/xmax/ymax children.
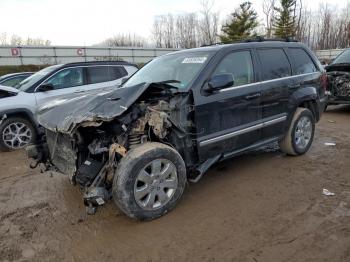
<box><xmin>0</xmin><ymin>61</ymin><xmax>138</xmax><ymax>151</ymax></box>
<box><xmin>27</xmin><ymin>39</ymin><xmax>327</xmax><ymax>220</ymax></box>
<box><xmin>0</xmin><ymin>72</ymin><xmax>33</xmax><ymax>87</ymax></box>
<box><xmin>326</xmin><ymin>49</ymin><xmax>350</xmax><ymax>105</ymax></box>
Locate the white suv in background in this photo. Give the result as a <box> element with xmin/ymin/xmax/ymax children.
<box><xmin>0</xmin><ymin>61</ymin><xmax>138</xmax><ymax>151</ymax></box>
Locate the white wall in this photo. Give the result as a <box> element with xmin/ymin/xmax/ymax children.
<box><xmin>0</xmin><ymin>46</ymin><xmax>180</xmax><ymax>66</ymax></box>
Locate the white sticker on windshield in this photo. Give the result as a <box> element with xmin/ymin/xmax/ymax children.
<box><xmin>182</xmin><ymin>57</ymin><xmax>207</xmax><ymax>64</ymax></box>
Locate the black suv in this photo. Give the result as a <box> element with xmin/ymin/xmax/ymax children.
<box><xmin>27</xmin><ymin>40</ymin><xmax>327</xmax><ymax>220</ymax></box>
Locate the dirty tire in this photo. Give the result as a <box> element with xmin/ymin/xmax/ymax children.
<box><xmin>279</xmin><ymin>108</ymin><xmax>315</xmax><ymax>156</ymax></box>
<box><xmin>0</xmin><ymin>117</ymin><xmax>36</xmax><ymax>152</ymax></box>
<box><xmin>113</xmin><ymin>142</ymin><xmax>187</xmax><ymax>221</ymax></box>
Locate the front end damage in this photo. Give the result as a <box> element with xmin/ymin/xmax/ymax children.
<box><xmin>326</xmin><ymin>64</ymin><xmax>350</xmax><ymax>103</ymax></box>
<box><xmin>27</xmin><ymin>83</ymin><xmax>198</xmax><ymax>214</ymax></box>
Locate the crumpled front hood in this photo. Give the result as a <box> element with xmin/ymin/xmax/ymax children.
<box><xmin>37</xmin><ymin>83</ymin><xmax>148</xmax><ymax>134</ymax></box>
<box><xmin>0</xmin><ymin>85</ymin><xmax>20</xmax><ymax>94</ymax></box>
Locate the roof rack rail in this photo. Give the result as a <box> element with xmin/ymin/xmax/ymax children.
<box><xmin>200</xmin><ymin>42</ymin><xmax>224</xmax><ymax>47</ymax></box>
<box><xmin>242</xmin><ymin>36</ymin><xmax>298</xmax><ymax>43</ymax></box>
<box><xmin>200</xmin><ymin>37</ymin><xmax>298</xmax><ymax>47</ymax></box>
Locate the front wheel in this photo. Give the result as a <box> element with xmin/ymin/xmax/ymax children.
<box><xmin>0</xmin><ymin>117</ymin><xmax>37</xmax><ymax>152</ymax></box>
<box><xmin>113</xmin><ymin>142</ymin><xmax>187</xmax><ymax>220</ymax></box>
<box><xmin>279</xmin><ymin>108</ymin><xmax>315</xmax><ymax>156</ymax></box>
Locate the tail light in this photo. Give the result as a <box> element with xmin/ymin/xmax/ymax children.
<box><xmin>320</xmin><ymin>73</ymin><xmax>330</xmax><ymax>94</ymax></box>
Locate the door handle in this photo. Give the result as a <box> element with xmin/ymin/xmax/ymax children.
<box><xmin>245</xmin><ymin>92</ymin><xmax>261</xmax><ymax>100</ymax></box>
<box><xmin>288</xmin><ymin>84</ymin><xmax>301</xmax><ymax>89</ymax></box>
<box><xmin>74</xmin><ymin>90</ymin><xmax>85</xmax><ymax>94</ymax></box>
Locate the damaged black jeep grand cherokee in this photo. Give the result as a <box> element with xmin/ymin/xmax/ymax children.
<box><xmin>27</xmin><ymin>40</ymin><xmax>327</xmax><ymax>220</ymax></box>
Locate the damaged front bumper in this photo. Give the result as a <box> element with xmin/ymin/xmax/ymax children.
<box><xmin>326</xmin><ymin>70</ymin><xmax>350</xmax><ymax>104</ymax></box>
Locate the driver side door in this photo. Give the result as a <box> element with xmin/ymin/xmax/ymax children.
<box><xmin>194</xmin><ymin>50</ymin><xmax>263</xmax><ymax>161</ymax></box>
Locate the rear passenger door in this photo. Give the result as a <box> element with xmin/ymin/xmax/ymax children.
<box><xmin>285</xmin><ymin>47</ymin><xmax>320</xmax><ymax>100</ymax></box>
<box><xmin>84</xmin><ymin>65</ymin><xmax>128</xmax><ymax>92</ymax></box>
<box><xmin>256</xmin><ymin>48</ymin><xmax>292</xmax><ymax>139</ymax></box>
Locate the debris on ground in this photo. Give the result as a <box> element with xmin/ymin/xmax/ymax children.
<box><xmin>323</xmin><ymin>188</ymin><xmax>336</xmax><ymax>196</ymax></box>
<box><xmin>324</xmin><ymin>142</ymin><xmax>336</xmax><ymax>146</ymax></box>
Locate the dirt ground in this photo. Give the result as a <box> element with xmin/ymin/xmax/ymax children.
<box><xmin>1</xmin><ymin>106</ymin><xmax>350</xmax><ymax>262</ymax></box>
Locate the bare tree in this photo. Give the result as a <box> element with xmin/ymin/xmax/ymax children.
<box><xmin>25</xmin><ymin>37</ymin><xmax>51</xmax><ymax>46</ymax></box>
<box><xmin>262</xmin><ymin>0</ymin><xmax>276</xmax><ymax>37</ymax></box>
<box><xmin>152</xmin><ymin>14</ymin><xmax>176</xmax><ymax>48</ymax></box>
<box><xmin>100</xmin><ymin>33</ymin><xmax>146</xmax><ymax>47</ymax></box>
<box><xmin>152</xmin><ymin>17</ymin><xmax>164</xmax><ymax>48</ymax></box>
<box><xmin>10</xmin><ymin>35</ymin><xmax>23</xmax><ymax>46</ymax></box>
<box><xmin>198</xmin><ymin>0</ymin><xmax>219</xmax><ymax>45</ymax></box>
<box><xmin>0</xmin><ymin>33</ymin><xmax>7</xmax><ymax>45</ymax></box>
<box><xmin>176</xmin><ymin>13</ymin><xmax>198</xmax><ymax>48</ymax></box>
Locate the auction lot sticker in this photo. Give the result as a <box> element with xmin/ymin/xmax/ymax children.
<box><xmin>182</xmin><ymin>57</ymin><xmax>207</xmax><ymax>64</ymax></box>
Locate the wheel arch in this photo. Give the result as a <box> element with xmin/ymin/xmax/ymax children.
<box><xmin>290</xmin><ymin>86</ymin><xmax>320</xmax><ymax>122</ymax></box>
<box><xmin>0</xmin><ymin>108</ymin><xmax>38</xmax><ymax>131</ymax></box>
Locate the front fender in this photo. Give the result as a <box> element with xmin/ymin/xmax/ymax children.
<box><xmin>0</xmin><ymin>108</ymin><xmax>39</xmax><ymax>130</ymax></box>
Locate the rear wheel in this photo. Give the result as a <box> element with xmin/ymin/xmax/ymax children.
<box><xmin>113</xmin><ymin>142</ymin><xmax>187</xmax><ymax>220</ymax></box>
<box><xmin>279</xmin><ymin>108</ymin><xmax>315</xmax><ymax>156</ymax></box>
<box><xmin>0</xmin><ymin>117</ymin><xmax>36</xmax><ymax>152</ymax></box>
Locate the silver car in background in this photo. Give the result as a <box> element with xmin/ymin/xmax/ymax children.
<box><xmin>0</xmin><ymin>61</ymin><xmax>138</xmax><ymax>151</ymax></box>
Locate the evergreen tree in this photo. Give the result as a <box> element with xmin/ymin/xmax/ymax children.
<box><xmin>220</xmin><ymin>2</ymin><xmax>258</xmax><ymax>43</ymax></box>
<box><xmin>273</xmin><ymin>0</ymin><xmax>297</xmax><ymax>38</ymax></box>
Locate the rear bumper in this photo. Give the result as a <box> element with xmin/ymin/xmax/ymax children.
<box><xmin>315</xmin><ymin>96</ymin><xmax>328</xmax><ymax>121</ymax></box>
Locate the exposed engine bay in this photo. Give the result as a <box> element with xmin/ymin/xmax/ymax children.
<box><xmin>327</xmin><ymin>71</ymin><xmax>350</xmax><ymax>97</ymax></box>
<box><xmin>27</xmin><ymin>83</ymin><xmax>198</xmax><ymax>214</ymax></box>
<box><xmin>326</xmin><ymin>64</ymin><xmax>350</xmax><ymax>101</ymax></box>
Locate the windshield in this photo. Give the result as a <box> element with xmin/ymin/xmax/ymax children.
<box><xmin>18</xmin><ymin>65</ymin><xmax>61</xmax><ymax>91</ymax></box>
<box><xmin>332</xmin><ymin>49</ymin><xmax>350</xmax><ymax>65</ymax></box>
<box><xmin>123</xmin><ymin>51</ymin><xmax>213</xmax><ymax>89</ymax></box>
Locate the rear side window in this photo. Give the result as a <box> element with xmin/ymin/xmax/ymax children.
<box><xmin>213</xmin><ymin>51</ymin><xmax>255</xmax><ymax>87</ymax></box>
<box><xmin>113</xmin><ymin>66</ymin><xmax>128</xmax><ymax>79</ymax></box>
<box><xmin>87</xmin><ymin>66</ymin><xmax>127</xmax><ymax>84</ymax></box>
<box><xmin>257</xmin><ymin>49</ymin><xmax>291</xmax><ymax>81</ymax></box>
<box><xmin>0</xmin><ymin>75</ymin><xmax>27</xmax><ymax>87</ymax></box>
<box><xmin>289</xmin><ymin>48</ymin><xmax>318</xmax><ymax>75</ymax></box>
<box><xmin>87</xmin><ymin>66</ymin><xmax>114</xmax><ymax>84</ymax></box>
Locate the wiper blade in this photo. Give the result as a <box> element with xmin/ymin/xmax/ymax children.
<box><xmin>154</xmin><ymin>80</ymin><xmax>181</xmax><ymax>85</ymax></box>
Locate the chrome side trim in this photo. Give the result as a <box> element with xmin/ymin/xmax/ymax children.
<box><xmin>199</xmin><ymin>115</ymin><xmax>287</xmax><ymax>147</ymax></box>
<box><xmin>219</xmin><ymin>72</ymin><xmax>320</xmax><ymax>92</ymax></box>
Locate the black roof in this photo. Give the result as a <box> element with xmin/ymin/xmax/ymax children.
<box><xmin>59</xmin><ymin>61</ymin><xmax>138</xmax><ymax>68</ymax></box>
<box><xmin>0</xmin><ymin>72</ymin><xmax>33</xmax><ymax>78</ymax></box>
<box><xmin>170</xmin><ymin>39</ymin><xmax>307</xmax><ymax>55</ymax></box>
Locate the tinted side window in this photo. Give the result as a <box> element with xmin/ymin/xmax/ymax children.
<box><xmin>258</xmin><ymin>49</ymin><xmax>291</xmax><ymax>81</ymax></box>
<box><xmin>87</xmin><ymin>66</ymin><xmax>114</xmax><ymax>84</ymax></box>
<box><xmin>113</xmin><ymin>66</ymin><xmax>128</xmax><ymax>79</ymax></box>
<box><xmin>1</xmin><ymin>76</ymin><xmax>27</xmax><ymax>87</ymax></box>
<box><xmin>289</xmin><ymin>48</ymin><xmax>317</xmax><ymax>75</ymax></box>
<box><xmin>45</xmin><ymin>67</ymin><xmax>83</xmax><ymax>90</ymax></box>
<box><xmin>213</xmin><ymin>51</ymin><xmax>254</xmax><ymax>87</ymax></box>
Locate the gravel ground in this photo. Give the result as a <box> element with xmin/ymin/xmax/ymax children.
<box><xmin>0</xmin><ymin>106</ymin><xmax>350</xmax><ymax>262</ymax></box>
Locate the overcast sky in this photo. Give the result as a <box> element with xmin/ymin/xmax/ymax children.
<box><xmin>0</xmin><ymin>0</ymin><xmax>348</xmax><ymax>46</ymax></box>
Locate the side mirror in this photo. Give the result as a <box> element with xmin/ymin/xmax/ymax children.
<box><xmin>121</xmin><ymin>77</ymin><xmax>129</xmax><ymax>85</ymax></box>
<box><xmin>204</xmin><ymin>73</ymin><xmax>234</xmax><ymax>93</ymax></box>
<box><xmin>37</xmin><ymin>84</ymin><xmax>54</xmax><ymax>92</ymax></box>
